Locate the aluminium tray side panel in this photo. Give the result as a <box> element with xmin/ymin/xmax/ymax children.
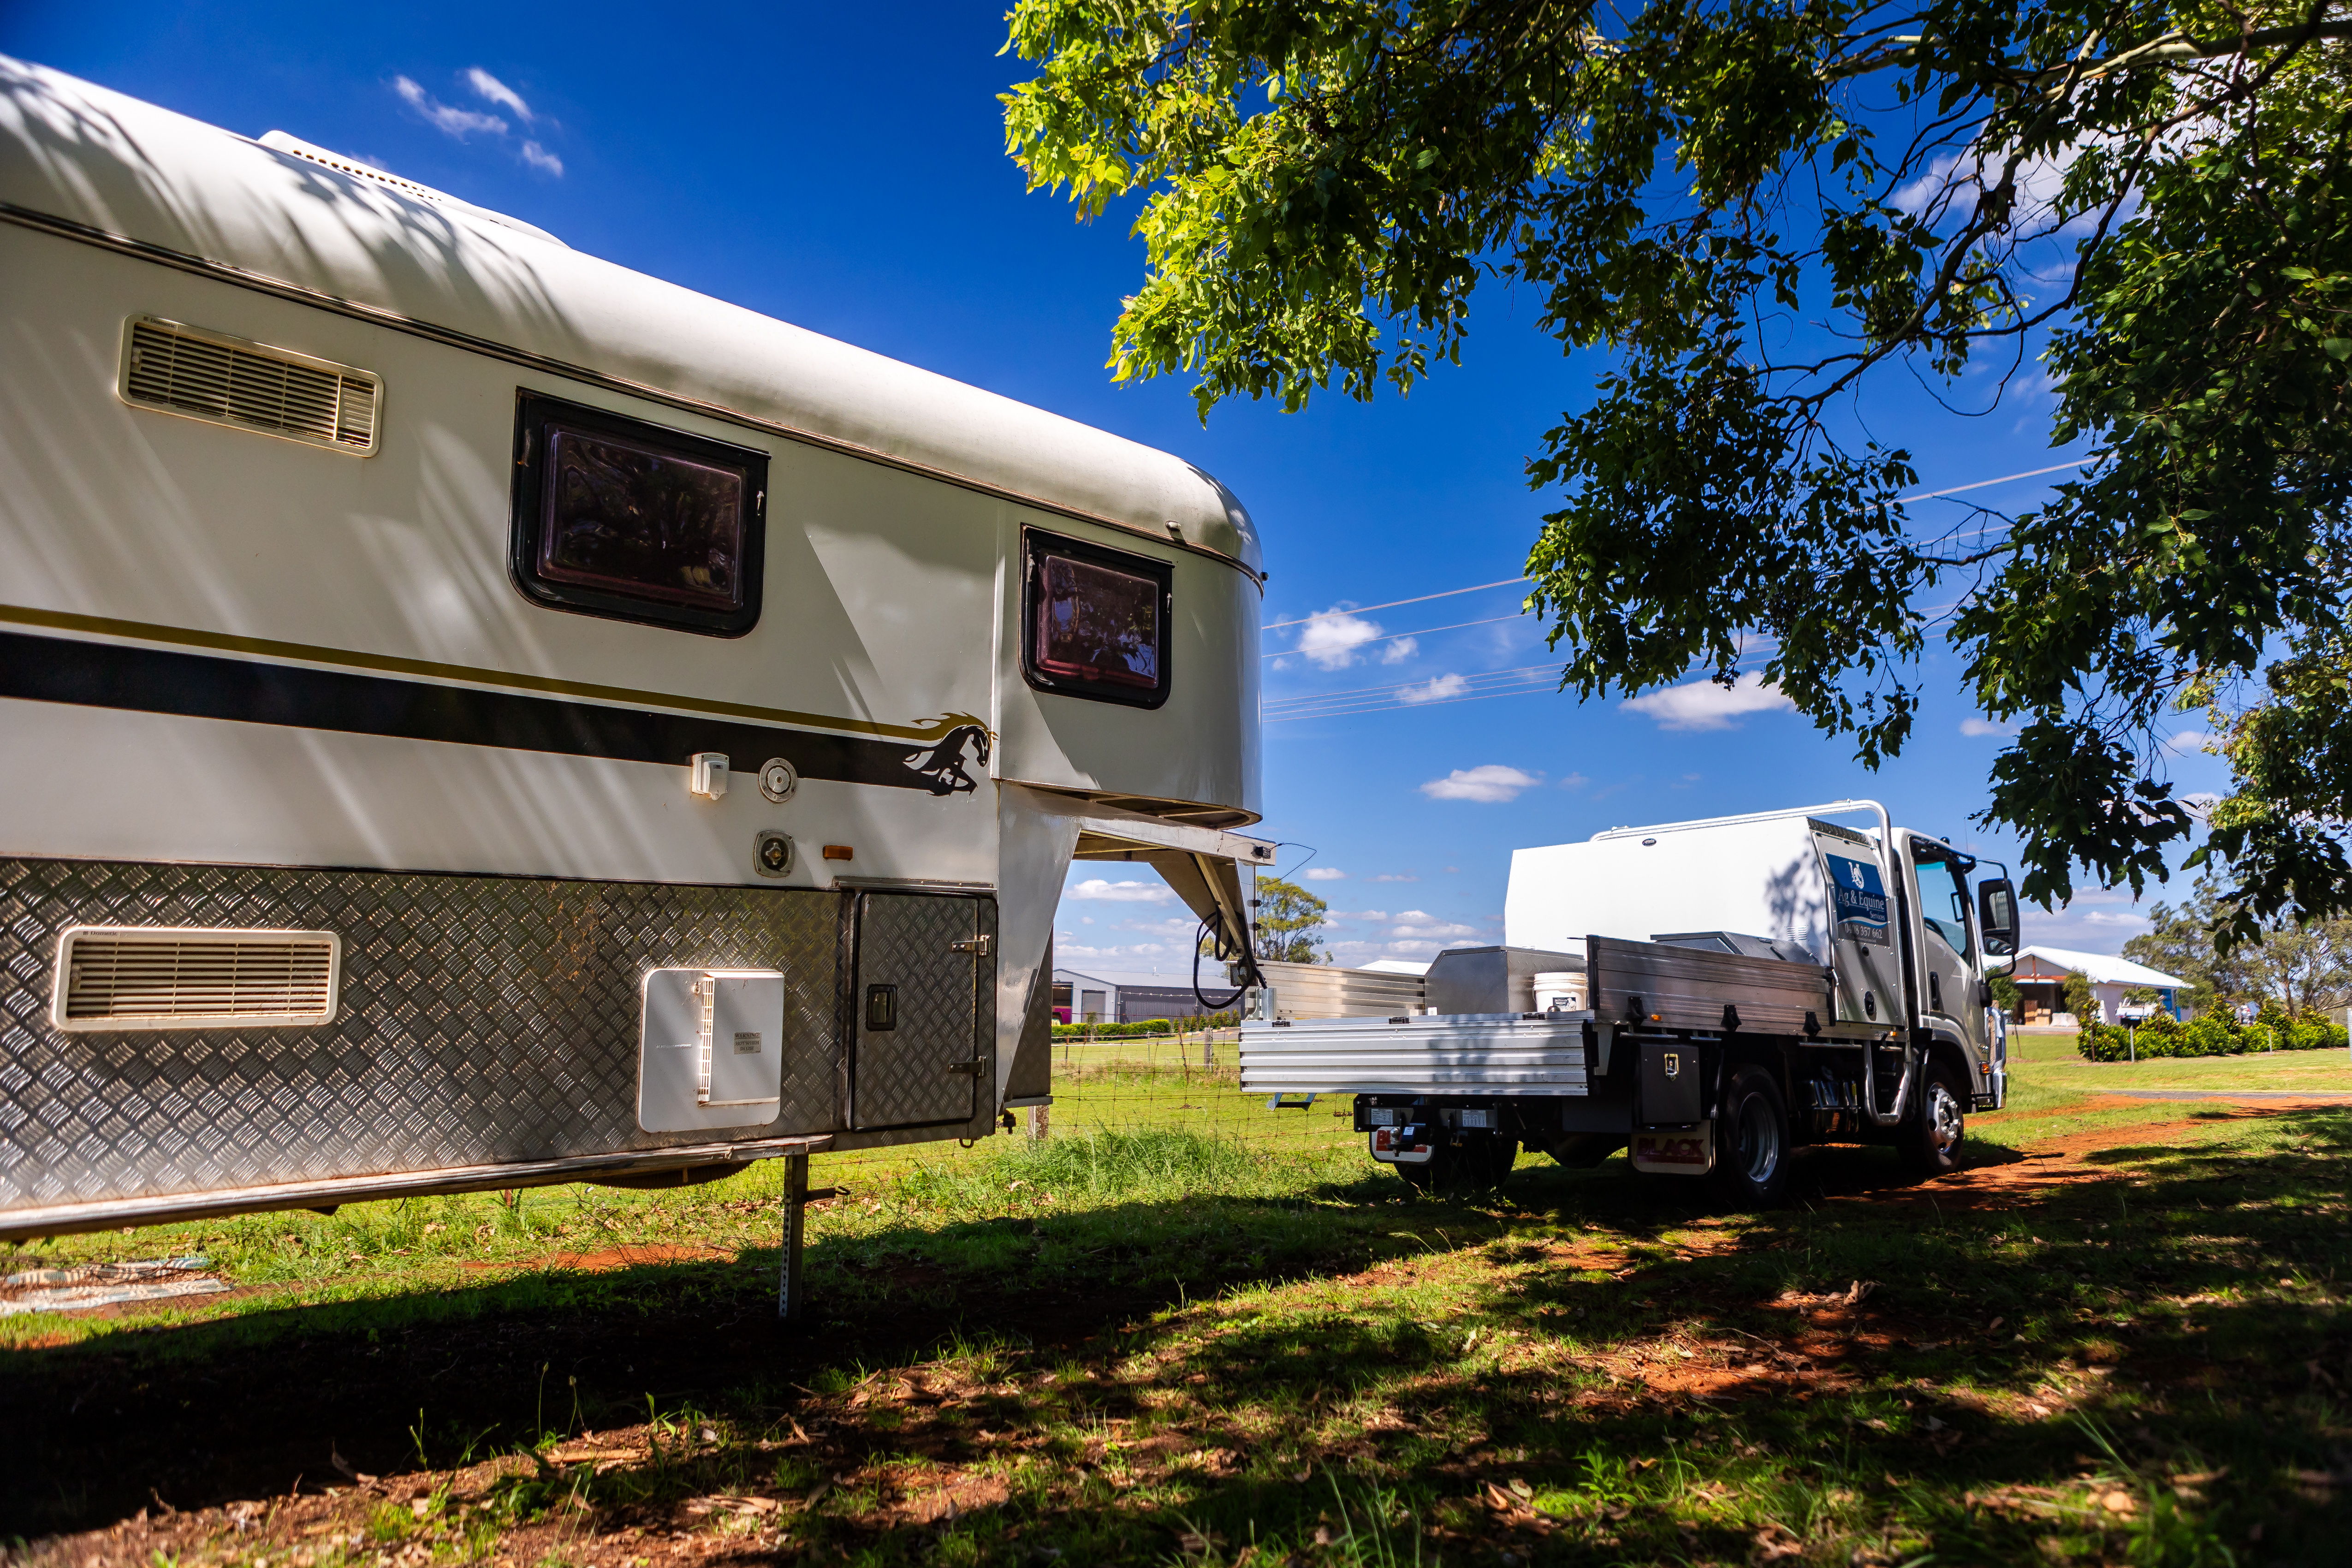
<box><xmin>1237</xmin><ymin>1016</ymin><xmax>1591</xmax><ymax>1096</ymax></box>
<box><xmin>1586</xmin><ymin>935</ymin><xmax>1830</xmax><ymax>1034</ymax></box>
<box><xmin>0</xmin><ymin>857</ymin><xmax>842</xmax><ymax>1222</ymax></box>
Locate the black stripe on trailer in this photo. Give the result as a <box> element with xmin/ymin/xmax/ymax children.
<box><xmin>0</xmin><ymin>630</ymin><xmax>978</xmax><ymax>793</ymax></box>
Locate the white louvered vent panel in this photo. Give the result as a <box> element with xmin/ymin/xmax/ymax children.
<box><xmin>55</xmin><ymin>928</ymin><xmax>342</xmax><ymax>1030</ymax></box>
<box><xmin>121</xmin><ymin>318</ymin><xmax>380</xmax><ymax>455</ymax></box>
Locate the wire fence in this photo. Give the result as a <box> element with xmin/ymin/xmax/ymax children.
<box><xmin>813</xmin><ymin>1026</ymin><xmax>1363</xmax><ymax>1189</ymax></box>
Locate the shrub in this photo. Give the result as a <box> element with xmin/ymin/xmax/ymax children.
<box><xmin>1051</xmin><ymin>1014</ymin><xmax>1235</xmax><ymax>1040</ymax></box>
<box><xmin>2180</xmin><ymin>1013</ymin><xmax>2243</xmax><ymax>1057</ymax></box>
<box><xmin>2281</xmin><ymin>1017</ymin><xmax>2349</xmax><ymax>1051</ymax></box>
<box><xmin>2077</xmin><ymin>1022</ymin><xmax>2130</xmax><ymax>1062</ymax></box>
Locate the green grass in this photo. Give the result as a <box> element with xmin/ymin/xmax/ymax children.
<box><xmin>2010</xmin><ymin>1025</ymin><xmax>2352</xmax><ymax>1096</ymax></box>
<box><xmin>7</xmin><ymin>1041</ymin><xmax>2350</xmax><ymax>1564</ymax></box>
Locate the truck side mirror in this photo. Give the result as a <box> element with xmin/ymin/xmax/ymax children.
<box><xmin>1978</xmin><ymin>879</ymin><xmax>2019</xmax><ymax>957</ymax></box>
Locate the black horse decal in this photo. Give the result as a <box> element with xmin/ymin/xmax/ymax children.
<box><xmin>903</xmin><ymin>723</ymin><xmax>992</xmax><ymax>796</ymax></box>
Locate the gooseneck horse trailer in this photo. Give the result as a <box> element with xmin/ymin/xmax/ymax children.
<box><xmin>0</xmin><ymin>59</ymin><xmax>1272</xmax><ymax>1307</ymax></box>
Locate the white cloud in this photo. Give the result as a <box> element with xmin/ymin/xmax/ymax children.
<box><xmin>1892</xmin><ymin>137</ymin><xmax>2099</xmax><ymax>235</ymax></box>
<box><xmin>1960</xmin><ymin>717</ymin><xmax>2020</xmax><ymax>737</ymax></box>
<box><xmin>1369</xmin><ymin>873</ymin><xmax>1419</xmax><ymax>883</ymax></box>
<box><xmin>464</xmin><ymin>67</ymin><xmax>535</xmax><ymax>122</ymax></box>
<box><xmin>1065</xmin><ymin>878</ymin><xmax>1174</xmax><ymax>903</ymax></box>
<box><xmin>1379</xmin><ymin>638</ymin><xmax>1418</xmax><ymax>665</ymax></box>
<box><xmin>1393</xmin><ymin>909</ymin><xmax>1435</xmax><ymax>922</ymax></box>
<box><xmin>1397</xmin><ymin>673</ymin><xmax>1467</xmax><ymax>704</ymax></box>
<box><xmin>1420</xmin><ymin>764</ymin><xmax>1542</xmax><ymax>803</ymax></box>
<box><xmin>1558</xmin><ymin>772</ymin><xmax>1589</xmax><ymax>789</ymax></box>
<box><xmin>1393</xmin><ymin>919</ymin><xmax>1480</xmax><ymax>939</ymax></box>
<box><xmin>1302</xmin><ymin>867</ymin><xmax>1348</xmax><ymax>881</ymax></box>
<box><xmin>1335</xmin><ymin>909</ymin><xmax>1391</xmax><ymax>921</ymax></box>
<box><xmin>394</xmin><ymin>76</ymin><xmax>507</xmax><ymax>138</ymax></box>
<box><xmin>2163</xmin><ymin>729</ymin><xmax>2217</xmax><ymax>756</ymax></box>
<box><xmin>1621</xmin><ymin>672</ymin><xmax>1794</xmax><ymax>731</ymax></box>
<box><xmin>519</xmin><ymin>139</ymin><xmax>564</xmax><ymax>177</ymax></box>
<box><xmin>2081</xmin><ymin>910</ymin><xmax>2153</xmax><ymax>927</ymax></box>
<box><xmin>1295</xmin><ymin>609</ymin><xmax>1383</xmax><ymax>670</ymax></box>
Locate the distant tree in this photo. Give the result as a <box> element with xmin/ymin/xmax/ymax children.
<box><xmin>1251</xmin><ymin>875</ymin><xmax>1330</xmax><ymax>964</ymax></box>
<box><xmin>1988</xmin><ymin>972</ymin><xmax>2021</xmax><ymax>1017</ymax></box>
<box><xmin>2061</xmin><ymin>970</ymin><xmax>2097</xmax><ymax>1023</ymax></box>
<box><xmin>2126</xmin><ymin>877</ymin><xmax>2352</xmax><ymax>1017</ymax></box>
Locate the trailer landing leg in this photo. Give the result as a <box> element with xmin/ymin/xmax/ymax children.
<box><xmin>778</xmin><ymin>1152</ymin><xmax>808</xmax><ymax>1323</ymax></box>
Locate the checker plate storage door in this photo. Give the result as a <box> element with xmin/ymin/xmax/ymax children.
<box><xmin>851</xmin><ymin>894</ymin><xmax>985</xmax><ymax>1129</ymax></box>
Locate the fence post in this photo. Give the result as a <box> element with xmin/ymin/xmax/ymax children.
<box><xmin>1028</xmin><ymin>1103</ymin><xmax>1050</xmax><ymax>1142</ymax></box>
<box><xmin>777</xmin><ymin>1151</ymin><xmax>808</xmax><ymax>1324</ymax></box>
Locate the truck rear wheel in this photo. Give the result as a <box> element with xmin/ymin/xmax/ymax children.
<box><xmin>1711</xmin><ymin>1066</ymin><xmax>1792</xmax><ymax>1207</ymax></box>
<box><xmin>1899</xmin><ymin>1058</ymin><xmax>1967</xmax><ymax>1179</ymax></box>
<box><xmin>1397</xmin><ymin>1132</ymin><xmax>1520</xmax><ymax>1193</ymax></box>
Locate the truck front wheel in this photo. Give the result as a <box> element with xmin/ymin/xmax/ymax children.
<box><xmin>1898</xmin><ymin>1058</ymin><xmax>1967</xmax><ymax>1179</ymax></box>
<box><xmin>1712</xmin><ymin>1066</ymin><xmax>1792</xmax><ymax>1207</ymax></box>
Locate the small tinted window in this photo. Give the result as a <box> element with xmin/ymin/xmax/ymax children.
<box><xmin>511</xmin><ymin>393</ymin><xmax>767</xmax><ymax>635</ymax></box>
<box><xmin>1021</xmin><ymin>530</ymin><xmax>1172</xmax><ymax>708</ymax></box>
<box><xmin>1913</xmin><ymin>855</ymin><xmax>1972</xmax><ymax>956</ymax></box>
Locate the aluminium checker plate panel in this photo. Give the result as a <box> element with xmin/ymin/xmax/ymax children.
<box><xmin>849</xmin><ymin>891</ymin><xmax>996</xmax><ymax>1130</ymax></box>
<box><xmin>0</xmin><ymin>857</ymin><xmax>843</xmax><ymax>1221</ymax></box>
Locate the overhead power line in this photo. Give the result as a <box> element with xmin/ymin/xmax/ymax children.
<box><xmin>1267</xmin><ymin>655</ymin><xmax>1781</xmax><ymax>724</ymax></box>
<box><xmin>1257</xmin><ymin>458</ymin><xmax>2088</xmax><ymax>641</ymax></box>
<box><xmin>1261</xmin><ymin>577</ymin><xmax>1530</xmax><ymax>630</ymax></box>
<box><xmin>1898</xmin><ymin>458</ymin><xmax>2087</xmax><ymax>503</ymax></box>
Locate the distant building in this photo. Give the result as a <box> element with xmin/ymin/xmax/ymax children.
<box><xmin>2000</xmin><ymin>945</ymin><xmax>2189</xmax><ymax>1025</ymax></box>
<box><xmin>1051</xmin><ymin>967</ymin><xmax>1231</xmax><ymax>1024</ymax></box>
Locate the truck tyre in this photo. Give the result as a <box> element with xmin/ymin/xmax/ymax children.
<box><xmin>1899</xmin><ymin>1057</ymin><xmax>1967</xmax><ymax>1179</ymax></box>
<box><xmin>1397</xmin><ymin>1132</ymin><xmax>1520</xmax><ymax>1193</ymax></box>
<box><xmin>1712</xmin><ymin>1066</ymin><xmax>1792</xmax><ymax>1207</ymax></box>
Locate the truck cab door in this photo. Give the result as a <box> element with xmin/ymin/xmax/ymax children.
<box><xmin>1903</xmin><ymin>838</ymin><xmax>1990</xmax><ymax>1071</ymax></box>
<box><xmin>1812</xmin><ymin>828</ymin><xmax>1902</xmax><ymax>1027</ymax></box>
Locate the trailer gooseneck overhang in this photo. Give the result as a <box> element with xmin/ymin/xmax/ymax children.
<box><xmin>1239</xmin><ymin>800</ymin><xmax>2020</xmax><ymax>1204</ymax></box>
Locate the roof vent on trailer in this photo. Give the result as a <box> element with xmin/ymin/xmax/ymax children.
<box><xmin>53</xmin><ymin>927</ymin><xmax>344</xmax><ymax>1031</ymax></box>
<box><xmin>121</xmin><ymin>317</ymin><xmax>381</xmax><ymax>455</ymax></box>
<box><xmin>256</xmin><ymin>131</ymin><xmax>568</xmax><ymax>248</ymax></box>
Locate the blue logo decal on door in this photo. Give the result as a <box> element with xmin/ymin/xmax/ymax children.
<box><xmin>1826</xmin><ymin>854</ymin><xmax>1891</xmax><ymax>946</ymax></box>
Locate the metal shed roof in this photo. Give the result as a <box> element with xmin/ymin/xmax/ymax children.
<box><xmin>2002</xmin><ymin>945</ymin><xmax>2187</xmax><ymax>989</ymax></box>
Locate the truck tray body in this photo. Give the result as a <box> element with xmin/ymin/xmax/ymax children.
<box><xmin>1236</xmin><ymin>1014</ymin><xmax>1591</xmax><ymax>1097</ymax></box>
<box><xmin>1586</xmin><ymin>935</ymin><xmax>1831</xmax><ymax>1035</ymax></box>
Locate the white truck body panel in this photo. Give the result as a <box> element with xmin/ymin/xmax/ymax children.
<box><xmin>1505</xmin><ymin>816</ymin><xmax>1837</xmax><ymax>961</ymax></box>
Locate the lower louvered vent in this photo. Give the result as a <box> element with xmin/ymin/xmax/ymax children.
<box><xmin>55</xmin><ymin>927</ymin><xmax>343</xmax><ymax>1030</ymax></box>
<box><xmin>122</xmin><ymin>317</ymin><xmax>380</xmax><ymax>454</ymax></box>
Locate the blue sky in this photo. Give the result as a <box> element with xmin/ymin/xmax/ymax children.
<box><xmin>3</xmin><ymin>1</ymin><xmax>2229</xmax><ymax>972</ymax></box>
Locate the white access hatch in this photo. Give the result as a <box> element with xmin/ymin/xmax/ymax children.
<box><xmin>637</xmin><ymin>968</ymin><xmax>788</xmax><ymax>1133</ymax></box>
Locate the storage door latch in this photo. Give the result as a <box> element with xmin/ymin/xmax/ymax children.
<box><xmin>944</xmin><ymin>1057</ymin><xmax>986</xmax><ymax>1077</ymax></box>
<box><xmin>950</xmin><ymin>936</ymin><xmax>992</xmax><ymax>956</ymax></box>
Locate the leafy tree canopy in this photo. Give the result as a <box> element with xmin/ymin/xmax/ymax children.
<box><xmin>1002</xmin><ymin>0</ymin><xmax>2352</xmax><ymax>943</ymax></box>
<box><xmin>1251</xmin><ymin>874</ymin><xmax>1332</xmax><ymax>962</ymax></box>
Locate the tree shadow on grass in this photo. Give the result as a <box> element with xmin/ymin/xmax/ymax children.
<box><xmin>14</xmin><ymin>1116</ymin><xmax>2350</xmax><ymax>1561</ymax></box>
<box><xmin>0</xmin><ymin>1185</ymin><xmax>1493</xmax><ymax>1538</ymax></box>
